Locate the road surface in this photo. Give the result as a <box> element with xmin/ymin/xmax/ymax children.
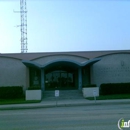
<box><xmin>0</xmin><ymin>104</ymin><xmax>129</xmax><ymax>130</ymax></box>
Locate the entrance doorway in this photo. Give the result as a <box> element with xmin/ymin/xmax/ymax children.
<box><xmin>45</xmin><ymin>70</ymin><xmax>77</xmax><ymax>90</ymax></box>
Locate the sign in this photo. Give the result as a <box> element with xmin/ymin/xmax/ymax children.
<box><xmin>93</xmin><ymin>90</ymin><xmax>97</xmax><ymax>97</ymax></box>
<box><xmin>93</xmin><ymin>90</ymin><xmax>97</xmax><ymax>103</ymax></box>
<box><xmin>55</xmin><ymin>90</ymin><xmax>59</xmax><ymax>97</ymax></box>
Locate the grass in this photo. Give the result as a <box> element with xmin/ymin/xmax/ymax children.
<box><xmin>86</xmin><ymin>94</ymin><xmax>130</xmax><ymax>100</ymax></box>
<box><xmin>0</xmin><ymin>98</ymin><xmax>41</xmax><ymax>105</ymax></box>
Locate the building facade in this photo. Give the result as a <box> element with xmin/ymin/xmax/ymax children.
<box><xmin>0</xmin><ymin>50</ymin><xmax>130</xmax><ymax>92</ymax></box>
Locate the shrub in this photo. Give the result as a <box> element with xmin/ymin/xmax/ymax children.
<box><xmin>100</xmin><ymin>83</ymin><xmax>130</xmax><ymax>95</ymax></box>
<box><xmin>0</xmin><ymin>86</ymin><xmax>23</xmax><ymax>99</ymax></box>
<box><xmin>83</xmin><ymin>84</ymin><xmax>97</xmax><ymax>88</ymax></box>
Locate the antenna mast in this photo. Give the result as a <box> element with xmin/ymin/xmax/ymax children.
<box><xmin>20</xmin><ymin>0</ymin><xmax>28</xmax><ymax>53</ymax></box>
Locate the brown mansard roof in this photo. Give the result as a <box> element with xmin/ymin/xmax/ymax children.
<box><xmin>0</xmin><ymin>50</ymin><xmax>130</xmax><ymax>60</ymax></box>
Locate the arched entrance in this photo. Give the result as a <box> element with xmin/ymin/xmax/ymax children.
<box><xmin>43</xmin><ymin>60</ymin><xmax>79</xmax><ymax>90</ymax></box>
<box><xmin>22</xmin><ymin>58</ymin><xmax>101</xmax><ymax>91</ymax></box>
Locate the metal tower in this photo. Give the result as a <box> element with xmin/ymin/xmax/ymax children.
<box><xmin>20</xmin><ymin>0</ymin><xmax>28</xmax><ymax>53</ymax></box>
<box><xmin>14</xmin><ymin>0</ymin><xmax>28</xmax><ymax>53</ymax></box>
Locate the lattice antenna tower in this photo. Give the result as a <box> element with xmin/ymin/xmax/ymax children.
<box><xmin>20</xmin><ymin>0</ymin><xmax>28</xmax><ymax>53</ymax></box>
<box><xmin>14</xmin><ymin>0</ymin><xmax>28</xmax><ymax>53</ymax></box>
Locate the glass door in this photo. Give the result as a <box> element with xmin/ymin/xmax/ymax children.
<box><xmin>45</xmin><ymin>70</ymin><xmax>75</xmax><ymax>90</ymax></box>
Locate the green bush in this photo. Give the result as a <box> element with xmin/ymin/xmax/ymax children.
<box><xmin>83</xmin><ymin>84</ymin><xmax>97</xmax><ymax>88</ymax></box>
<box><xmin>100</xmin><ymin>83</ymin><xmax>130</xmax><ymax>95</ymax></box>
<box><xmin>0</xmin><ymin>86</ymin><xmax>23</xmax><ymax>99</ymax></box>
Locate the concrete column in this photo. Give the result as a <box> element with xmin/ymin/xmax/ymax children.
<box><xmin>78</xmin><ymin>68</ymin><xmax>82</xmax><ymax>90</ymax></box>
<box><xmin>26</xmin><ymin>67</ymin><xmax>29</xmax><ymax>90</ymax></box>
<box><xmin>41</xmin><ymin>69</ymin><xmax>45</xmax><ymax>92</ymax></box>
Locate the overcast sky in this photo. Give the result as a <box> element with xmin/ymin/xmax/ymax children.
<box><xmin>0</xmin><ymin>0</ymin><xmax>130</xmax><ymax>53</ymax></box>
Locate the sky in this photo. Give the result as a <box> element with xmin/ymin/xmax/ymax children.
<box><xmin>0</xmin><ymin>0</ymin><xmax>130</xmax><ymax>53</ymax></box>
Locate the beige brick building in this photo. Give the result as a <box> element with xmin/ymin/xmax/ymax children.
<box><xmin>0</xmin><ymin>50</ymin><xmax>130</xmax><ymax>92</ymax></box>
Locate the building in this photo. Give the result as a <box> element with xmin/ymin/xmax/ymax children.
<box><xmin>0</xmin><ymin>50</ymin><xmax>130</xmax><ymax>92</ymax></box>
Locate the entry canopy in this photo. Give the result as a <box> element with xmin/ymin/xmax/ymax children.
<box><xmin>22</xmin><ymin>58</ymin><xmax>101</xmax><ymax>69</ymax></box>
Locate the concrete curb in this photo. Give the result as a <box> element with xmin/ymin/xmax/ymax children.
<box><xmin>0</xmin><ymin>100</ymin><xmax>130</xmax><ymax>110</ymax></box>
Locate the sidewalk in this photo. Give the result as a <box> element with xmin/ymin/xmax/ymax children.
<box><xmin>0</xmin><ymin>98</ymin><xmax>130</xmax><ymax>110</ymax></box>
